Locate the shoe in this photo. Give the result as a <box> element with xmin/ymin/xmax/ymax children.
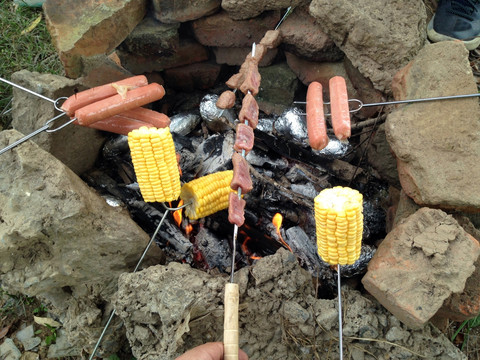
<box><xmin>427</xmin><ymin>0</ymin><xmax>480</xmax><ymax>50</ymax></box>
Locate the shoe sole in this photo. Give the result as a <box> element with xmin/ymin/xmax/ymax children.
<box><xmin>427</xmin><ymin>17</ymin><xmax>480</xmax><ymax>51</ymax></box>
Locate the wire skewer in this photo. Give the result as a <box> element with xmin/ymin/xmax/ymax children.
<box><xmin>337</xmin><ymin>264</ymin><xmax>343</xmax><ymax>359</ymax></box>
<box><xmin>88</xmin><ymin>201</ymin><xmax>190</xmax><ymax>360</ymax></box>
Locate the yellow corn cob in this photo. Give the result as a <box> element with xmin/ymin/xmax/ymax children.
<box><xmin>180</xmin><ymin>170</ymin><xmax>234</xmax><ymax>220</ymax></box>
<box><xmin>314</xmin><ymin>186</ymin><xmax>363</xmax><ymax>265</ymax></box>
<box><xmin>128</xmin><ymin>126</ymin><xmax>181</xmax><ymax>203</ymax></box>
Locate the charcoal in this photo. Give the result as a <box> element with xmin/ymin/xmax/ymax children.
<box><xmin>170</xmin><ymin>112</ymin><xmax>201</xmax><ymax>136</ymax></box>
<box><xmin>339</xmin><ymin>244</ymin><xmax>376</xmax><ymax>277</ymax></box>
<box><xmin>102</xmin><ymin>135</ymin><xmax>129</xmax><ymax>159</ymax></box>
<box><xmin>199</xmin><ymin>94</ymin><xmax>236</xmax><ymax>132</ymax></box>
<box><xmin>246</xmin><ymin>149</ymin><xmax>288</xmax><ymax>170</ymax></box>
<box><xmin>290</xmin><ymin>183</ymin><xmax>317</xmax><ymax>199</ymax></box>
<box><xmin>158</xmin><ymin>218</ymin><xmax>193</xmax><ymax>257</ymax></box>
<box><xmin>274</xmin><ymin>107</ymin><xmax>307</xmax><ymax>144</ymax></box>
<box><xmin>195</xmin><ymin>132</ymin><xmax>235</xmax><ymax>176</ymax></box>
<box><xmin>195</xmin><ymin>227</ymin><xmax>231</xmax><ymax>271</ymax></box>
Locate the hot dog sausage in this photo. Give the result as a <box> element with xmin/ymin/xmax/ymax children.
<box><xmin>87</xmin><ymin>108</ymin><xmax>170</xmax><ymax>135</ymax></box>
<box><xmin>61</xmin><ymin>75</ymin><xmax>148</xmax><ymax>117</ymax></box>
<box><xmin>329</xmin><ymin>76</ymin><xmax>351</xmax><ymax>141</ymax></box>
<box><xmin>306</xmin><ymin>81</ymin><xmax>328</xmax><ymax>150</ymax></box>
<box><xmin>74</xmin><ymin>83</ymin><xmax>166</xmax><ymax>126</ymax></box>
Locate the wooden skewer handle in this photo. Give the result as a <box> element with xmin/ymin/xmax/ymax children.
<box><xmin>224</xmin><ymin>283</ymin><xmax>239</xmax><ymax>360</ymax></box>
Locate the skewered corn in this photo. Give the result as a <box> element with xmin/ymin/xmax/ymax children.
<box><xmin>180</xmin><ymin>170</ymin><xmax>234</xmax><ymax>220</ymax></box>
<box><xmin>315</xmin><ymin>186</ymin><xmax>363</xmax><ymax>265</ymax></box>
<box><xmin>128</xmin><ymin>126</ymin><xmax>181</xmax><ymax>203</ymax></box>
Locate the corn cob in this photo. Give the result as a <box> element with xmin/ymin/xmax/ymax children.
<box><xmin>315</xmin><ymin>186</ymin><xmax>363</xmax><ymax>265</ymax></box>
<box><xmin>128</xmin><ymin>126</ymin><xmax>181</xmax><ymax>203</ymax></box>
<box><xmin>180</xmin><ymin>170</ymin><xmax>234</xmax><ymax>220</ymax></box>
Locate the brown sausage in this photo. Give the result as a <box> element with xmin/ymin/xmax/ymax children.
<box><xmin>329</xmin><ymin>76</ymin><xmax>351</xmax><ymax>141</ymax></box>
<box><xmin>87</xmin><ymin>108</ymin><xmax>170</xmax><ymax>135</ymax></box>
<box><xmin>61</xmin><ymin>75</ymin><xmax>148</xmax><ymax>117</ymax></box>
<box><xmin>306</xmin><ymin>81</ymin><xmax>328</xmax><ymax>150</ymax></box>
<box><xmin>74</xmin><ymin>83</ymin><xmax>166</xmax><ymax>126</ymax></box>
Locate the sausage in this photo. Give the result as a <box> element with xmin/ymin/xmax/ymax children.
<box><xmin>306</xmin><ymin>81</ymin><xmax>329</xmax><ymax>150</ymax></box>
<box><xmin>233</xmin><ymin>123</ymin><xmax>254</xmax><ymax>154</ymax></box>
<box><xmin>329</xmin><ymin>76</ymin><xmax>351</xmax><ymax>141</ymax></box>
<box><xmin>87</xmin><ymin>108</ymin><xmax>170</xmax><ymax>135</ymax></box>
<box><xmin>230</xmin><ymin>152</ymin><xmax>253</xmax><ymax>194</ymax></box>
<box><xmin>216</xmin><ymin>90</ymin><xmax>236</xmax><ymax>109</ymax></box>
<box><xmin>228</xmin><ymin>192</ymin><xmax>246</xmax><ymax>227</ymax></box>
<box><xmin>61</xmin><ymin>75</ymin><xmax>148</xmax><ymax>117</ymax></box>
<box><xmin>74</xmin><ymin>83</ymin><xmax>166</xmax><ymax>126</ymax></box>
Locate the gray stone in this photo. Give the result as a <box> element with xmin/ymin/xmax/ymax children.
<box><xmin>0</xmin><ymin>338</ymin><xmax>21</xmax><ymax>360</ymax></box>
<box><xmin>362</xmin><ymin>208</ymin><xmax>480</xmax><ymax>329</ymax></box>
<box><xmin>11</xmin><ymin>70</ymin><xmax>106</xmax><ymax>175</ymax></box>
<box><xmin>19</xmin><ymin>352</ymin><xmax>39</xmax><ymax>360</ymax></box>
<box><xmin>256</xmin><ymin>62</ymin><xmax>299</xmax><ymax>115</ymax></box>
<box><xmin>385</xmin><ymin>42</ymin><xmax>480</xmax><ymax>211</ymax></box>
<box><xmin>114</xmin><ymin>248</ymin><xmax>467</xmax><ymax>359</ymax></box>
<box><xmin>309</xmin><ymin>0</ymin><xmax>426</xmax><ymax>93</ymax></box>
<box><xmin>152</xmin><ymin>0</ymin><xmax>221</xmax><ymax>23</ymax></box>
<box><xmin>221</xmin><ymin>0</ymin><xmax>305</xmax><ymax>20</ymax></box>
<box><xmin>16</xmin><ymin>325</ymin><xmax>41</xmax><ymax>351</ymax></box>
<box><xmin>46</xmin><ymin>329</ymin><xmax>80</xmax><ymax>358</ymax></box>
<box><xmin>0</xmin><ymin>129</ymin><xmax>163</xmax><ymax>355</ymax></box>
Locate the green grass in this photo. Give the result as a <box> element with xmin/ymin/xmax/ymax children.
<box><xmin>0</xmin><ymin>0</ymin><xmax>63</xmax><ymax>128</ymax></box>
<box><xmin>451</xmin><ymin>314</ymin><xmax>480</xmax><ymax>351</ymax></box>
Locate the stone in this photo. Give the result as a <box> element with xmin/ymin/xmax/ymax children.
<box><xmin>0</xmin><ymin>338</ymin><xmax>21</xmax><ymax>360</ymax></box>
<box><xmin>114</xmin><ymin>248</ymin><xmax>466</xmax><ymax>359</ymax></box>
<box><xmin>79</xmin><ymin>54</ymin><xmax>134</xmax><ymax>88</ymax></box>
<box><xmin>213</xmin><ymin>47</ymin><xmax>277</xmax><ymax>67</ymax></box>
<box><xmin>279</xmin><ymin>5</ymin><xmax>343</xmax><ymax>63</ymax></box>
<box><xmin>118</xmin><ymin>17</ymin><xmax>180</xmax><ymax>56</ymax></box>
<box><xmin>20</xmin><ymin>352</ymin><xmax>39</xmax><ymax>360</ymax></box>
<box><xmin>362</xmin><ymin>208</ymin><xmax>480</xmax><ymax>329</ymax></box>
<box><xmin>309</xmin><ymin>0</ymin><xmax>426</xmax><ymax>93</ymax></box>
<box><xmin>191</xmin><ymin>10</ymin><xmax>280</xmax><ymax>48</ymax></box>
<box><xmin>256</xmin><ymin>62</ymin><xmax>299</xmax><ymax>115</ymax></box>
<box><xmin>117</xmin><ymin>38</ymin><xmax>209</xmax><ymax>74</ymax></box>
<box><xmin>385</xmin><ymin>42</ymin><xmax>480</xmax><ymax>211</ymax></box>
<box><xmin>11</xmin><ymin>70</ymin><xmax>106</xmax><ymax>175</ymax></box>
<box><xmin>44</xmin><ymin>0</ymin><xmax>147</xmax><ymax>78</ymax></box>
<box><xmin>0</xmin><ymin>129</ymin><xmax>164</xmax><ymax>354</ymax></box>
<box><xmin>221</xmin><ymin>0</ymin><xmax>304</xmax><ymax>20</ymax></box>
<box><xmin>362</xmin><ymin>123</ymin><xmax>400</xmax><ymax>187</ymax></box>
<box><xmin>46</xmin><ymin>329</ymin><xmax>80</xmax><ymax>358</ymax></box>
<box><xmin>163</xmin><ymin>62</ymin><xmax>221</xmax><ymax>92</ymax></box>
<box><xmin>153</xmin><ymin>0</ymin><xmax>221</xmax><ymax>23</ymax></box>
<box><xmin>16</xmin><ymin>325</ymin><xmax>41</xmax><ymax>351</ymax></box>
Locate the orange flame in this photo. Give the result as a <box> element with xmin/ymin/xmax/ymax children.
<box><xmin>241</xmin><ymin>235</ymin><xmax>262</xmax><ymax>261</ymax></box>
<box><xmin>272</xmin><ymin>213</ymin><xmax>293</xmax><ymax>253</ymax></box>
<box><xmin>185</xmin><ymin>223</ymin><xmax>193</xmax><ymax>235</ymax></box>
<box><xmin>173</xmin><ymin>200</ymin><xmax>184</xmax><ymax>227</ymax></box>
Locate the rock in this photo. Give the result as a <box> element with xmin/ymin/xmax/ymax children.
<box><xmin>20</xmin><ymin>352</ymin><xmax>39</xmax><ymax>360</ymax></box>
<box><xmin>386</xmin><ymin>42</ymin><xmax>480</xmax><ymax>211</ymax></box>
<box><xmin>152</xmin><ymin>0</ymin><xmax>221</xmax><ymax>23</ymax></box>
<box><xmin>11</xmin><ymin>70</ymin><xmax>106</xmax><ymax>175</ymax></box>
<box><xmin>164</xmin><ymin>62</ymin><xmax>221</xmax><ymax>92</ymax></box>
<box><xmin>118</xmin><ymin>38</ymin><xmax>209</xmax><ymax>74</ymax></box>
<box><xmin>213</xmin><ymin>47</ymin><xmax>277</xmax><ymax>67</ymax></box>
<box><xmin>0</xmin><ymin>338</ymin><xmax>21</xmax><ymax>360</ymax></box>
<box><xmin>362</xmin><ymin>208</ymin><xmax>480</xmax><ymax>329</ymax></box>
<box><xmin>46</xmin><ymin>329</ymin><xmax>80</xmax><ymax>358</ymax></box>
<box><xmin>0</xmin><ymin>130</ymin><xmax>164</xmax><ymax>355</ymax></box>
<box><xmin>44</xmin><ymin>0</ymin><xmax>147</xmax><ymax>78</ymax></box>
<box><xmin>192</xmin><ymin>10</ymin><xmax>280</xmax><ymax>47</ymax></box>
<box><xmin>279</xmin><ymin>5</ymin><xmax>343</xmax><ymax>63</ymax></box>
<box><xmin>114</xmin><ymin>248</ymin><xmax>466</xmax><ymax>359</ymax></box>
<box><xmin>221</xmin><ymin>0</ymin><xmax>304</xmax><ymax>20</ymax></box>
<box><xmin>309</xmin><ymin>0</ymin><xmax>426</xmax><ymax>93</ymax></box>
<box><xmin>393</xmin><ymin>190</ymin><xmax>421</xmax><ymax>226</ymax></box>
<box><xmin>118</xmin><ymin>17</ymin><xmax>179</xmax><ymax>57</ymax></box>
<box><xmin>78</xmin><ymin>54</ymin><xmax>134</xmax><ymax>88</ymax></box>
<box><xmin>256</xmin><ymin>62</ymin><xmax>299</xmax><ymax>115</ymax></box>
<box><xmin>16</xmin><ymin>325</ymin><xmax>41</xmax><ymax>351</ymax></box>
<box><xmin>362</xmin><ymin>123</ymin><xmax>400</xmax><ymax>187</ymax></box>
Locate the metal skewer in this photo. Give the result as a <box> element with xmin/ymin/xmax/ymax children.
<box><xmin>88</xmin><ymin>201</ymin><xmax>190</xmax><ymax>360</ymax></box>
<box><xmin>294</xmin><ymin>92</ymin><xmax>480</xmax><ymax>116</ymax></box>
<box><xmin>0</xmin><ymin>76</ymin><xmax>74</xmax><ymax>155</ymax></box>
<box><xmin>337</xmin><ymin>264</ymin><xmax>343</xmax><ymax>359</ymax></box>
